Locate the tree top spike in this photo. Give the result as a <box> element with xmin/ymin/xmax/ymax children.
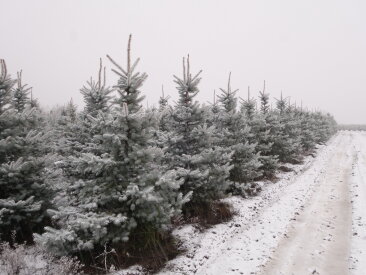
<box><xmin>127</xmin><ymin>34</ymin><xmax>132</xmax><ymax>73</ymax></box>
<box><xmin>187</xmin><ymin>54</ymin><xmax>190</xmax><ymax>80</ymax></box>
<box><xmin>103</xmin><ymin>66</ymin><xmax>106</xmax><ymax>88</ymax></box>
<box><xmin>183</xmin><ymin>56</ymin><xmax>186</xmax><ymax>82</ymax></box>
<box><xmin>98</xmin><ymin>58</ymin><xmax>103</xmax><ymax>90</ymax></box>
<box><xmin>17</xmin><ymin>70</ymin><xmax>23</xmax><ymax>88</ymax></box>
<box><xmin>0</xmin><ymin>59</ymin><xmax>7</xmax><ymax>80</ymax></box>
<box><xmin>228</xmin><ymin>72</ymin><xmax>232</xmax><ymax>92</ymax></box>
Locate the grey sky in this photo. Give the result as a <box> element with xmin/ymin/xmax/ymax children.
<box><xmin>1</xmin><ymin>0</ymin><xmax>365</xmax><ymax>124</ymax></box>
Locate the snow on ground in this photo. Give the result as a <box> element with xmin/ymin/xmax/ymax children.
<box><xmin>349</xmin><ymin>131</ymin><xmax>366</xmax><ymax>273</ymax></box>
<box><xmin>260</xmin><ymin>131</ymin><xmax>353</xmax><ymax>275</ymax></box>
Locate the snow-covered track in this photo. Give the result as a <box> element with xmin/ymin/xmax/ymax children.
<box><xmin>158</xmin><ymin>132</ymin><xmax>360</xmax><ymax>275</ymax></box>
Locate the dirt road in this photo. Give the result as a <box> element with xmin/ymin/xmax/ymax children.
<box><xmin>261</xmin><ymin>132</ymin><xmax>355</xmax><ymax>275</ymax></box>
<box><xmin>158</xmin><ymin>131</ymin><xmax>365</xmax><ymax>275</ymax></box>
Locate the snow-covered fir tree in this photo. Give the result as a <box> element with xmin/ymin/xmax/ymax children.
<box><xmin>270</xmin><ymin>93</ymin><xmax>303</xmax><ymax>163</ymax></box>
<box><xmin>65</xmin><ymin>99</ymin><xmax>77</xmax><ymax>122</ymax></box>
<box><xmin>217</xmin><ymin>73</ymin><xmax>262</xmax><ymax>196</ymax></box>
<box><xmin>12</xmin><ymin>71</ymin><xmax>31</xmax><ymax>113</ymax></box>
<box><xmin>0</xmin><ymin>60</ymin><xmax>54</xmax><ymax>243</ymax></box>
<box><xmin>35</xmin><ymin>35</ymin><xmax>189</xmax><ymax>256</ymax></box>
<box><xmin>158</xmin><ymin>86</ymin><xmax>172</xmax><ymax>132</ymax></box>
<box><xmin>29</xmin><ymin>89</ymin><xmax>40</xmax><ymax>109</ymax></box>
<box><xmin>297</xmin><ymin>106</ymin><xmax>318</xmax><ymax>153</ymax></box>
<box><xmin>0</xmin><ymin>59</ymin><xmax>15</xmax><ymax>114</ymax></box>
<box><xmin>259</xmin><ymin>84</ymin><xmax>270</xmax><ymax>115</ymax></box>
<box><xmin>50</xmin><ymin>58</ymin><xmax>113</xmax><ymax>160</ymax></box>
<box><xmin>240</xmin><ymin>87</ymin><xmax>256</xmax><ymax>120</ymax></box>
<box><xmin>240</xmin><ymin>82</ymin><xmax>279</xmax><ymax>179</ymax></box>
<box><xmin>252</xmin><ymin>82</ymin><xmax>279</xmax><ymax>178</ymax></box>
<box><xmin>81</xmin><ymin>58</ymin><xmax>113</xmax><ymax>117</ymax></box>
<box><xmin>313</xmin><ymin>111</ymin><xmax>337</xmax><ymax>144</ymax></box>
<box><xmin>206</xmin><ymin>90</ymin><xmax>220</xmax><ymax>127</ymax></box>
<box><xmin>159</xmin><ymin>86</ymin><xmax>169</xmax><ymax>111</ymax></box>
<box><xmin>167</xmin><ymin>56</ymin><xmax>233</xmax><ymax>206</ymax></box>
<box><xmin>210</xmin><ymin>90</ymin><xmax>220</xmax><ymax>115</ymax></box>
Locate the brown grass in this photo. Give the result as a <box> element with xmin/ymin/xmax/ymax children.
<box><xmin>78</xmin><ymin>228</ymin><xmax>182</xmax><ymax>274</ymax></box>
<box><xmin>278</xmin><ymin>165</ymin><xmax>293</xmax><ymax>172</ymax></box>
<box><xmin>179</xmin><ymin>201</ymin><xmax>234</xmax><ymax>228</ymax></box>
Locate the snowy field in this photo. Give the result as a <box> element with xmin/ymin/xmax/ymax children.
<box><xmin>119</xmin><ymin>131</ymin><xmax>366</xmax><ymax>275</ymax></box>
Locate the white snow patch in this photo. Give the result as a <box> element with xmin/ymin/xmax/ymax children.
<box><xmin>349</xmin><ymin>131</ymin><xmax>366</xmax><ymax>274</ymax></box>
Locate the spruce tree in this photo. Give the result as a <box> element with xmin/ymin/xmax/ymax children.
<box><xmin>207</xmin><ymin>90</ymin><xmax>220</xmax><ymax>127</ymax></box>
<box><xmin>52</xmin><ymin>59</ymin><xmax>113</xmax><ymax>160</ymax></box>
<box><xmin>271</xmin><ymin>93</ymin><xmax>303</xmax><ymax>163</ymax></box>
<box><xmin>29</xmin><ymin>89</ymin><xmax>40</xmax><ymax>109</ymax></box>
<box><xmin>48</xmin><ymin>99</ymin><xmax>88</xmax><ymax>157</ymax></box>
<box><xmin>217</xmin><ymin>73</ymin><xmax>262</xmax><ymax>196</ymax></box>
<box><xmin>259</xmin><ymin>83</ymin><xmax>270</xmax><ymax>115</ymax></box>
<box><xmin>0</xmin><ymin>59</ymin><xmax>15</xmax><ymax>114</ymax></box>
<box><xmin>240</xmin><ymin>82</ymin><xmax>279</xmax><ymax>179</ymax></box>
<box><xmin>299</xmin><ymin>110</ymin><xmax>318</xmax><ymax>152</ymax></box>
<box><xmin>36</xmin><ymin>35</ymin><xmax>188</xmax><ymax>257</ymax></box>
<box><xmin>167</xmin><ymin>56</ymin><xmax>232</xmax><ymax>205</ymax></box>
<box><xmin>0</xmin><ymin>61</ymin><xmax>54</xmax><ymax>243</ymax></box>
<box><xmin>210</xmin><ymin>91</ymin><xmax>220</xmax><ymax>114</ymax></box>
<box><xmin>12</xmin><ymin>71</ymin><xmax>31</xmax><ymax>113</ymax></box>
<box><xmin>158</xmin><ymin>86</ymin><xmax>172</xmax><ymax>132</ymax></box>
<box><xmin>65</xmin><ymin>99</ymin><xmax>77</xmax><ymax>122</ymax></box>
<box><xmin>240</xmin><ymin>87</ymin><xmax>256</xmax><ymax>120</ymax></box>
<box><xmin>252</xmin><ymin>81</ymin><xmax>279</xmax><ymax>178</ymax></box>
<box><xmin>159</xmin><ymin>86</ymin><xmax>169</xmax><ymax>111</ymax></box>
<box><xmin>81</xmin><ymin>58</ymin><xmax>112</xmax><ymax>117</ymax></box>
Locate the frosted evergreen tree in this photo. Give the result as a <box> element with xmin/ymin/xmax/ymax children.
<box><xmin>36</xmin><ymin>35</ymin><xmax>188</xmax><ymax>257</ymax></box>
<box><xmin>310</xmin><ymin>111</ymin><xmax>337</xmax><ymax>144</ymax></box>
<box><xmin>210</xmin><ymin>90</ymin><xmax>220</xmax><ymax>115</ymax></box>
<box><xmin>299</xmin><ymin>109</ymin><xmax>318</xmax><ymax>152</ymax></box>
<box><xmin>0</xmin><ymin>59</ymin><xmax>15</xmax><ymax>114</ymax></box>
<box><xmin>55</xmin><ymin>58</ymin><xmax>114</xmax><ymax>157</ymax></box>
<box><xmin>29</xmin><ymin>89</ymin><xmax>40</xmax><ymax>109</ymax></box>
<box><xmin>217</xmin><ymin>73</ymin><xmax>262</xmax><ymax>196</ymax></box>
<box><xmin>152</xmin><ymin>86</ymin><xmax>174</xmax><ymax>151</ymax></box>
<box><xmin>167</xmin><ymin>56</ymin><xmax>232</xmax><ymax>206</ymax></box>
<box><xmin>65</xmin><ymin>99</ymin><xmax>77</xmax><ymax>122</ymax></box>
<box><xmin>271</xmin><ymin>93</ymin><xmax>303</xmax><ymax>163</ymax></box>
<box><xmin>251</xmin><ymin>81</ymin><xmax>279</xmax><ymax>178</ymax></box>
<box><xmin>12</xmin><ymin>71</ymin><xmax>31</xmax><ymax>113</ymax></box>
<box><xmin>52</xmin><ymin>58</ymin><xmax>113</xmax><ymax>159</ymax></box>
<box><xmin>0</xmin><ymin>61</ymin><xmax>54</xmax><ymax>243</ymax></box>
<box><xmin>206</xmin><ymin>90</ymin><xmax>220</xmax><ymax>127</ymax></box>
<box><xmin>240</xmin><ymin>81</ymin><xmax>279</xmax><ymax>178</ymax></box>
<box><xmin>217</xmin><ymin>73</ymin><xmax>238</xmax><ymax>113</ymax></box>
<box><xmin>240</xmin><ymin>87</ymin><xmax>256</xmax><ymax>120</ymax></box>
<box><xmin>259</xmin><ymin>84</ymin><xmax>270</xmax><ymax>115</ymax></box>
<box><xmin>49</xmin><ymin>99</ymin><xmax>87</xmax><ymax>157</ymax></box>
<box><xmin>81</xmin><ymin>58</ymin><xmax>113</xmax><ymax>117</ymax></box>
<box><xmin>276</xmin><ymin>92</ymin><xmax>287</xmax><ymax>115</ymax></box>
<box><xmin>159</xmin><ymin>86</ymin><xmax>169</xmax><ymax>111</ymax></box>
<box><xmin>158</xmin><ymin>85</ymin><xmax>172</xmax><ymax>132</ymax></box>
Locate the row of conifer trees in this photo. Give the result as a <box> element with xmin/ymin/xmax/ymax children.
<box><xmin>0</xmin><ymin>36</ymin><xmax>336</xmax><ymax>268</ymax></box>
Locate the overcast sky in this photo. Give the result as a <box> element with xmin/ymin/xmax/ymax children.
<box><xmin>1</xmin><ymin>0</ymin><xmax>366</xmax><ymax>124</ymax></box>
